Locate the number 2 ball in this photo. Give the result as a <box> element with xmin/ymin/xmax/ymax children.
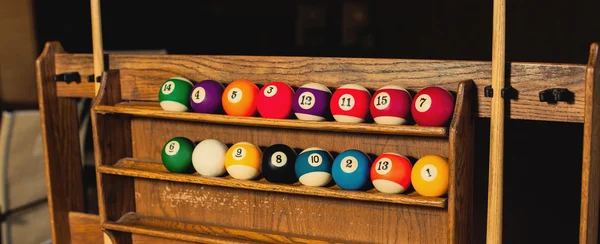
<box><xmin>159</xmin><ymin>77</ymin><xmax>194</xmax><ymax>112</ymax></box>
<box><xmin>370</xmin><ymin>85</ymin><xmax>412</xmax><ymax>125</ymax></box>
<box><xmin>161</xmin><ymin>137</ymin><xmax>195</xmax><ymax>173</ymax></box>
<box><xmin>295</xmin><ymin>147</ymin><xmax>334</xmax><ymax>187</ymax></box>
<box><xmin>256</xmin><ymin>81</ymin><xmax>295</xmax><ymax>119</ymax></box>
<box><xmin>222</xmin><ymin>80</ymin><xmax>259</xmax><ymax>116</ymax></box>
<box><xmin>292</xmin><ymin>83</ymin><xmax>332</xmax><ymax>121</ymax></box>
<box><xmin>411</xmin><ymin>155</ymin><xmax>449</xmax><ymax>197</ymax></box>
<box><xmin>411</xmin><ymin>86</ymin><xmax>455</xmax><ymax>126</ymax></box>
<box><xmin>370</xmin><ymin>153</ymin><xmax>412</xmax><ymax>194</ymax></box>
<box><xmin>330</xmin><ymin>84</ymin><xmax>371</xmax><ymax>123</ymax></box>
<box><xmin>261</xmin><ymin>144</ymin><xmax>298</xmax><ymax>184</ymax></box>
<box><xmin>224</xmin><ymin>142</ymin><xmax>262</xmax><ymax>180</ymax></box>
<box><xmin>331</xmin><ymin>149</ymin><xmax>372</xmax><ymax>190</ymax></box>
<box><xmin>190</xmin><ymin>80</ymin><xmax>224</xmax><ymax>114</ymax></box>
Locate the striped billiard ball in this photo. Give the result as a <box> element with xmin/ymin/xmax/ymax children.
<box><xmin>158</xmin><ymin>77</ymin><xmax>194</xmax><ymax>112</ymax></box>
<box><xmin>224</xmin><ymin>142</ymin><xmax>262</xmax><ymax>180</ymax></box>
<box><xmin>295</xmin><ymin>147</ymin><xmax>333</xmax><ymax>187</ymax></box>
<box><xmin>292</xmin><ymin>83</ymin><xmax>332</xmax><ymax>121</ymax></box>
<box><xmin>370</xmin><ymin>85</ymin><xmax>412</xmax><ymax>125</ymax></box>
<box><xmin>330</xmin><ymin>84</ymin><xmax>371</xmax><ymax>123</ymax></box>
<box><xmin>370</xmin><ymin>153</ymin><xmax>412</xmax><ymax>194</ymax></box>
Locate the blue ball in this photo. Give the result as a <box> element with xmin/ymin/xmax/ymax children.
<box><xmin>294</xmin><ymin>147</ymin><xmax>334</xmax><ymax>187</ymax></box>
<box><xmin>332</xmin><ymin>149</ymin><xmax>372</xmax><ymax>190</ymax></box>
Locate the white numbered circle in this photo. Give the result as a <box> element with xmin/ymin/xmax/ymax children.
<box><xmin>338</xmin><ymin>94</ymin><xmax>355</xmax><ymax>111</ymax></box>
<box><xmin>161</xmin><ymin>81</ymin><xmax>175</xmax><ymax>95</ymax></box>
<box><xmin>374</xmin><ymin>92</ymin><xmax>390</xmax><ymax>110</ymax></box>
<box><xmin>420</xmin><ymin>164</ymin><xmax>438</xmax><ymax>182</ymax></box>
<box><xmin>263</xmin><ymin>85</ymin><xmax>278</xmax><ymax>97</ymax></box>
<box><xmin>227</xmin><ymin>88</ymin><xmax>243</xmax><ymax>103</ymax></box>
<box><xmin>308</xmin><ymin>153</ymin><xmax>322</xmax><ymax>167</ymax></box>
<box><xmin>191</xmin><ymin>87</ymin><xmax>206</xmax><ymax>104</ymax></box>
<box><xmin>415</xmin><ymin>94</ymin><xmax>432</xmax><ymax>112</ymax></box>
<box><xmin>375</xmin><ymin>158</ymin><xmax>392</xmax><ymax>175</ymax></box>
<box><xmin>232</xmin><ymin>147</ymin><xmax>247</xmax><ymax>160</ymax></box>
<box><xmin>341</xmin><ymin>156</ymin><xmax>358</xmax><ymax>173</ymax></box>
<box><xmin>271</xmin><ymin>151</ymin><xmax>287</xmax><ymax>167</ymax></box>
<box><xmin>298</xmin><ymin>92</ymin><xmax>316</xmax><ymax>110</ymax></box>
<box><xmin>165</xmin><ymin>141</ymin><xmax>180</xmax><ymax>156</ymax></box>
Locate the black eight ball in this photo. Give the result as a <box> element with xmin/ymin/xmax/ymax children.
<box><xmin>262</xmin><ymin>144</ymin><xmax>298</xmax><ymax>184</ymax></box>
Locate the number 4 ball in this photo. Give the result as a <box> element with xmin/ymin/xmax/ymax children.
<box><xmin>190</xmin><ymin>80</ymin><xmax>225</xmax><ymax>114</ymax></box>
<box><xmin>411</xmin><ymin>86</ymin><xmax>455</xmax><ymax>126</ymax></box>
<box><xmin>370</xmin><ymin>153</ymin><xmax>412</xmax><ymax>194</ymax></box>
<box><xmin>411</xmin><ymin>155</ymin><xmax>449</xmax><ymax>197</ymax></box>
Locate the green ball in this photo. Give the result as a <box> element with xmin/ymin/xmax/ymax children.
<box><xmin>161</xmin><ymin>137</ymin><xmax>195</xmax><ymax>173</ymax></box>
<box><xmin>158</xmin><ymin>77</ymin><xmax>194</xmax><ymax>111</ymax></box>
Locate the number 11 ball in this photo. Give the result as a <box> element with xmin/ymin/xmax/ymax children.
<box><xmin>331</xmin><ymin>149</ymin><xmax>372</xmax><ymax>190</ymax></box>
<box><xmin>411</xmin><ymin>86</ymin><xmax>455</xmax><ymax>126</ymax></box>
<box><xmin>370</xmin><ymin>85</ymin><xmax>412</xmax><ymax>125</ymax></box>
<box><xmin>159</xmin><ymin>77</ymin><xmax>194</xmax><ymax>112</ymax></box>
<box><xmin>330</xmin><ymin>84</ymin><xmax>371</xmax><ymax>123</ymax></box>
<box><xmin>370</xmin><ymin>153</ymin><xmax>413</xmax><ymax>194</ymax></box>
<box><xmin>261</xmin><ymin>144</ymin><xmax>298</xmax><ymax>184</ymax></box>
<box><xmin>190</xmin><ymin>80</ymin><xmax>224</xmax><ymax>114</ymax></box>
<box><xmin>161</xmin><ymin>137</ymin><xmax>195</xmax><ymax>173</ymax></box>
<box><xmin>257</xmin><ymin>82</ymin><xmax>295</xmax><ymax>119</ymax></box>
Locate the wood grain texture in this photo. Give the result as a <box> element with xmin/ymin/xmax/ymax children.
<box><xmin>132</xmin><ymin>235</ymin><xmax>193</xmax><ymax>244</ymax></box>
<box><xmin>580</xmin><ymin>42</ymin><xmax>600</xmax><ymax>244</ymax></box>
<box><xmin>98</xmin><ymin>159</ymin><xmax>446</xmax><ymax>208</ymax></box>
<box><xmin>69</xmin><ymin>212</ymin><xmax>104</xmax><ymax>244</ymax></box>
<box><xmin>90</xmin><ymin>0</ymin><xmax>104</xmax><ymax>94</ymax></box>
<box><xmin>35</xmin><ymin>41</ymin><xmax>85</xmax><ymax>244</ymax></box>
<box><xmin>54</xmin><ymin>53</ymin><xmax>95</xmax><ymax>98</ymax></box>
<box><xmin>109</xmin><ymin>54</ymin><xmax>586</xmax><ymax>123</ymax></box>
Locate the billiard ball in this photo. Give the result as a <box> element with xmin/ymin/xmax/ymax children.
<box><xmin>411</xmin><ymin>86</ymin><xmax>455</xmax><ymax>126</ymax></box>
<box><xmin>294</xmin><ymin>147</ymin><xmax>334</xmax><ymax>187</ymax></box>
<box><xmin>411</xmin><ymin>155</ymin><xmax>449</xmax><ymax>197</ymax></box>
<box><xmin>370</xmin><ymin>85</ymin><xmax>412</xmax><ymax>125</ymax></box>
<box><xmin>191</xmin><ymin>139</ymin><xmax>228</xmax><ymax>177</ymax></box>
<box><xmin>370</xmin><ymin>153</ymin><xmax>412</xmax><ymax>194</ymax></box>
<box><xmin>158</xmin><ymin>77</ymin><xmax>194</xmax><ymax>112</ymax></box>
<box><xmin>292</xmin><ymin>83</ymin><xmax>332</xmax><ymax>121</ymax></box>
<box><xmin>190</xmin><ymin>80</ymin><xmax>224</xmax><ymax>114</ymax></box>
<box><xmin>222</xmin><ymin>80</ymin><xmax>259</xmax><ymax>116</ymax></box>
<box><xmin>261</xmin><ymin>144</ymin><xmax>298</xmax><ymax>184</ymax></box>
<box><xmin>330</xmin><ymin>84</ymin><xmax>371</xmax><ymax>123</ymax></box>
<box><xmin>161</xmin><ymin>137</ymin><xmax>195</xmax><ymax>173</ymax></box>
<box><xmin>331</xmin><ymin>149</ymin><xmax>372</xmax><ymax>190</ymax></box>
<box><xmin>224</xmin><ymin>142</ymin><xmax>262</xmax><ymax>180</ymax></box>
<box><xmin>256</xmin><ymin>81</ymin><xmax>295</xmax><ymax>119</ymax></box>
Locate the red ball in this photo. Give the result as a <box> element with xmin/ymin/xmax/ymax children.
<box><xmin>256</xmin><ymin>81</ymin><xmax>295</xmax><ymax>119</ymax></box>
<box><xmin>330</xmin><ymin>84</ymin><xmax>371</xmax><ymax>123</ymax></box>
<box><xmin>369</xmin><ymin>85</ymin><xmax>412</xmax><ymax>125</ymax></box>
<box><xmin>370</xmin><ymin>153</ymin><xmax>413</xmax><ymax>194</ymax></box>
<box><xmin>411</xmin><ymin>86</ymin><xmax>455</xmax><ymax>126</ymax></box>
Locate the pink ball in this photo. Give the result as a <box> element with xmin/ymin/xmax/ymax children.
<box><xmin>411</xmin><ymin>86</ymin><xmax>455</xmax><ymax>126</ymax></box>
<box><xmin>369</xmin><ymin>85</ymin><xmax>412</xmax><ymax>125</ymax></box>
<box><xmin>330</xmin><ymin>84</ymin><xmax>371</xmax><ymax>123</ymax></box>
<box><xmin>256</xmin><ymin>81</ymin><xmax>295</xmax><ymax>119</ymax></box>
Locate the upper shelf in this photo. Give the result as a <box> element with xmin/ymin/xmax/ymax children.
<box><xmin>94</xmin><ymin>101</ymin><xmax>449</xmax><ymax>137</ymax></box>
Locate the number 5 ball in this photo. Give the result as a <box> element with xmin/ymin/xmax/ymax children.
<box><xmin>411</xmin><ymin>155</ymin><xmax>449</xmax><ymax>197</ymax></box>
<box><xmin>159</xmin><ymin>77</ymin><xmax>194</xmax><ymax>112</ymax></box>
<box><xmin>332</xmin><ymin>149</ymin><xmax>372</xmax><ymax>190</ymax></box>
<box><xmin>330</xmin><ymin>84</ymin><xmax>371</xmax><ymax>123</ymax></box>
<box><xmin>370</xmin><ymin>85</ymin><xmax>412</xmax><ymax>125</ymax></box>
<box><xmin>370</xmin><ymin>153</ymin><xmax>412</xmax><ymax>194</ymax></box>
<box><xmin>257</xmin><ymin>81</ymin><xmax>295</xmax><ymax>119</ymax></box>
<box><xmin>411</xmin><ymin>86</ymin><xmax>455</xmax><ymax>126</ymax></box>
<box><xmin>224</xmin><ymin>142</ymin><xmax>262</xmax><ymax>180</ymax></box>
<box><xmin>222</xmin><ymin>80</ymin><xmax>259</xmax><ymax>116</ymax></box>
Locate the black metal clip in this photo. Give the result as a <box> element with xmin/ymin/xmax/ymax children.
<box><xmin>539</xmin><ymin>88</ymin><xmax>574</xmax><ymax>103</ymax></box>
<box><xmin>87</xmin><ymin>75</ymin><xmax>102</xmax><ymax>83</ymax></box>
<box><xmin>54</xmin><ymin>72</ymin><xmax>81</xmax><ymax>84</ymax></box>
<box><xmin>484</xmin><ymin>85</ymin><xmax>517</xmax><ymax>99</ymax></box>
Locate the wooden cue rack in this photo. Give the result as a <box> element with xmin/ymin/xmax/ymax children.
<box><xmin>35</xmin><ymin>41</ymin><xmax>600</xmax><ymax>243</ymax></box>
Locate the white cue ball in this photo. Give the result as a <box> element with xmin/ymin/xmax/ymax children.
<box><xmin>192</xmin><ymin>139</ymin><xmax>228</xmax><ymax>177</ymax></box>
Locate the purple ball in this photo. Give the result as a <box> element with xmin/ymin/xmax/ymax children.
<box><xmin>190</xmin><ymin>80</ymin><xmax>224</xmax><ymax>114</ymax></box>
<box><xmin>292</xmin><ymin>83</ymin><xmax>332</xmax><ymax>121</ymax></box>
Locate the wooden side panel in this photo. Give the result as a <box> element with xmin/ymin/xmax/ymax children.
<box><xmin>35</xmin><ymin>41</ymin><xmax>84</xmax><ymax>244</ymax></box>
<box><xmin>580</xmin><ymin>43</ymin><xmax>600</xmax><ymax>244</ymax></box>
<box><xmin>54</xmin><ymin>53</ymin><xmax>96</xmax><ymax>98</ymax></box>
<box><xmin>69</xmin><ymin>212</ymin><xmax>104</xmax><ymax>244</ymax></box>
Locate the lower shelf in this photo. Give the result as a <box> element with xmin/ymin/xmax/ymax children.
<box><xmin>97</xmin><ymin>158</ymin><xmax>447</xmax><ymax>208</ymax></box>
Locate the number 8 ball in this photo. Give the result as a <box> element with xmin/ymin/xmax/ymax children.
<box><xmin>261</xmin><ymin>144</ymin><xmax>298</xmax><ymax>184</ymax></box>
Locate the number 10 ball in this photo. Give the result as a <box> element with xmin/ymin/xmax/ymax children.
<box><xmin>159</xmin><ymin>77</ymin><xmax>194</xmax><ymax>112</ymax></box>
<box><xmin>293</xmin><ymin>83</ymin><xmax>332</xmax><ymax>121</ymax></box>
<box><xmin>295</xmin><ymin>147</ymin><xmax>334</xmax><ymax>187</ymax></box>
<box><xmin>411</xmin><ymin>86</ymin><xmax>455</xmax><ymax>126</ymax></box>
<box><xmin>370</xmin><ymin>153</ymin><xmax>412</xmax><ymax>194</ymax></box>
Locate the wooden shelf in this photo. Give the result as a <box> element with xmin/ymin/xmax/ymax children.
<box><xmin>92</xmin><ymin>101</ymin><xmax>449</xmax><ymax>137</ymax></box>
<box><xmin>97</xmin><ymin>158</ymin><xmax>447</xmax><ymax>208</ymax></box>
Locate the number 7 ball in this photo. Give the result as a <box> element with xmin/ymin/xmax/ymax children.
<box><xmin>411</xmin><ymin>86</ymin><xmax>455</xmax><ymax>126</ymax></box>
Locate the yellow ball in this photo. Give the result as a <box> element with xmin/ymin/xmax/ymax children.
<box><xmin>411</xmin><ymin>155</ymin><xmax>449</xmax><ymax>197</ymax></box>
<box><xmin>224</xmin><ymin>142</ymin><xmax>262</xmax><ymax>180</ymax></box>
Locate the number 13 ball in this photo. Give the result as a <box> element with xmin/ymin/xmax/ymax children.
<box><xmin>370</xmin><ymin>85</ymin><xmax>412</xmax><ymax>125</ymax></box>
<box><xmin>332</xmin><ymin>149</ymin><xmax>372</xmax><ymax>190</ymax></box>
<box><xmin>222</xmin><ymin>80</ymin><xmax>259</xmax><ymax>116</ymax></box>
<box><xmin>330</xmin><ymin>84</ymin><xmax>371</xmax><ymax>123</ymax></box>
<box><xmin>370</xmin><ymin>153</ymin><xmax>412</xmax><ymax>194</ymax></box>
<box><xmin>257</xmin><ymin>81</ymin><xmax>295</xmax><ymax>119</ymax></box>
<box><xmin>159</xmin><ymin>77</ymin><xmax>194</xmax><ymax>112</ymax></box>
<box><xmin>411</xmin><ymin>86</ymin><xmax>455</xmax><ymax>126</ymax></box>
<box><xmin>411</xmin><ymin>155</ymin><xmax>449</xmax><ymax>197</ymax></box>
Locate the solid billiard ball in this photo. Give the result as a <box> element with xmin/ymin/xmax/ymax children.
<box><xmin>370</xmin><ymin>153</ymin><xmax>413</xmax><ymax>194</ymax></box>
<box><xmin>331</xmin><ymin>149</ymin><xmax>372</xmax><ymax>190</ymax></box>
<box><xmin>292</xmin><ymin>83</ymin><xmax>332</xmax><ymax>121</ymax></box>
<box><xmin>411</xmin><ymin>86</ymin><xmax>455</xmax><ymax>126</ymax></box>
<box><xmin>369</xmin><ymin>85</ymin><xmax>412</xmax><ymax>125</ymax></box>
<box><xmin>256</xmin><ymin>81</ymin><xmax>295</xmax><ymax>119</ymax></box>
<box><xmin>158</xmin><ymin>77</ymin><xmax>194</xmax><ymax>112</ymax></box>
<box><xmin>191</xmin><ymin>139</ymin><xmax>228</xmax><ymax>177</ymax></box>
<box><xmin>222</xmin><ymin>80</ymin><xmax>259</xmax><ymax>116</ymax></box>
<box><xmin>190</xmin><ymin>80</ymin><xmax>224</xmax><ymax>114</ymax></box>
<box><xmin>411</xmin><ymin>155</ymin><xmax>449</xmax><ymax>197</ymax></box>
<box><xmin>294</xmin><ymin>147</ymin><xmax>334</xmax><ymax>187</ymax></box>
<box><xmin>224</xmin><ymin>142</ymin><xmax>262</xmax><ymax>180</ymax></box>
<box><xmin>261</xmin><ymin>144</ymin><xmax>298</xmax><ymax>184</ymax></box>
<box><xmin>161</xmin><ymin>137</ymin><xmax>195</xmax><ymax>173</ymax></box>
<box><xmin>330</xmin><ymin>84</ymin><xmax>371</xmax><ymax>123</ymax></box>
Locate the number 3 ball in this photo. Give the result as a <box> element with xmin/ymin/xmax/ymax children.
<box><xmin>370</xmin><ymin>85</ymin><xmax>412</xmax><ymax>125</ymax></box>
<box><xmin>222</xmin><ymin>80</ymin><xmax>259</xmax><ymax>116</ymax></box>
<box><xmin>261</xmin><ymin>144</ymin><xmax>298</xmax><ymax>184</ymax></box>
<box><xmin>292</xmin><ymin>83</ymin><xmax>332</xmax><ymax>121</ymax></box>
<box><xmin>161</xmin><ymin>137</ymin><xmax>195</xmax><ymax>173</ymax></box>
<box><xmin>256</xmin><ymin>81</ymin><xmax>295</xmax><ymax>119</ymax></box>
<box><xmin>411</xmin><ymin>86</ymin><xmax>455</xmax><ymax>126</ymax></box>
<box><xmin>294</xmin><ymin>147</ymin><xmax>334</xmax><ymax>187</ymax></box>
<box><xmin>370</xmin><ymin>153</ymin><xmax>412</xmax><ymax>194</ymax></box>
<box><xmin>411</xmin><ymin>155</ymin><xmax>449</xmax><ymax>197</ymax></box>
<box><xmin>191</xmin><ymin>139</ymin><xmax>228</xmax><ymax>177</ymax></box>
<box><xmin>330</xmin><ymin>84</ymin><xmax>371</xmax><ymax>123</ymax></box>
<box><xmin>224</xmin><ymin>142</ymin><xmax>262</xmax><ymax>180</ymax></box>
<box><xmin>159</xmin><ymin>77</ymin><xmax>194</xmax><ymax>112</ymax></box>
<box><xmin>190</xmin><ymin>80</ymin><xmax>225</xmax><ymax>114</ymax></box>
<box><xmin>332</xmin><ymin>149</ymin><xmax>372</xmax><ymax>190</ymax></box>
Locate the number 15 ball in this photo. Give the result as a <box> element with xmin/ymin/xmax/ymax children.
<box><xmin>411</xmin><ymin>86</ymin><xmax>455</xmax><ymax>126</ymax></box>
<box><xmin>370</xmin><ymin>85</ymin><xmax>412</xmax><ymax>125</ymax></box>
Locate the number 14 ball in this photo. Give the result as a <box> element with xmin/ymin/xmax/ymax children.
<box><xmin>411</xmin><ymin>86</ymin><xmax>455</xmax><ymax>126</ymax></box>
<box><xmin>159</xmin><ymin>77</ymin><xmax>194</xmax><ymax>112</ymax></box>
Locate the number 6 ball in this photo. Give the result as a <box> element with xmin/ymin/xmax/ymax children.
<box><xmin>411</xmin><ymin>86</ymin><xmax>455</xmax><ymax>126</ymax></box>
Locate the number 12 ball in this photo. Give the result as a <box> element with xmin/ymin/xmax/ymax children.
<box><xmin>222</xmin><ymin>80</ymin><xmax>259</xmax><ymax>116</ymax></box>
<box><xmin>370</xmin><ymin>153</ymin><xmax>412</xmax><ymax>194</ymax></box>
<box><xmin>159</xmin><ymin>77</ymin><xmax>194</xmax><ymax>112</ymax></box>
<box><xmin>370</xmin><ymin>85</ymin><xmax>412</xmax><ymax>125</ymax></box>
<box><xmin>332</xmin><ymin>149</ymin><xmax>372</xmax><ymax>190</ymax></box>
<box><xmin>161</xmin><ymin>137</ymin><xmax>195</xmax><ymax>173</ymax></box>
<box><xmin>261</xmin><ymin>144</ymin><xmax>298</xmax><ymax>184</ymax></box>
<box><xmin>411</xmin><ymin>86</ymin><xmax>455</xmax><ymax>126</ymax></box>
<box><xmin>293</xmin><ymin>83</ymin><xmax>332</xmax><ymax>121</ymax></box>
<box><xmin>257</xmin><ymin>82</ymin><xmax>295</xmax><ymax>119</ymax></box>
<box><xmin>190</xmin><ymin>80</ymin><xmax>224</xmax><ymax>114</ymax></box>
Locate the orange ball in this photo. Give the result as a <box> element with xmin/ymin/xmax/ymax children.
<box><xmin>222</xmin><ymin>80</ymin><xmax>259</xmax><ymax>116</ymax></box>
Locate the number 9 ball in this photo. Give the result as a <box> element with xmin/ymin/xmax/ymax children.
<box><xmin>261</xmin><ymin>144</ymin><xmax>298</xmax><ymax>184</ymax></box>
<box><xmin>411</xmin><ymin>86</ymin><xmax>455</xmax><ymax>126</ymax></box>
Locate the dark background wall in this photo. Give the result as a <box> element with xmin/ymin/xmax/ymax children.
<box><xmin>31</xmin><ymin>1</ymin><xmax>600</xmax><ymax>243</ymax></box>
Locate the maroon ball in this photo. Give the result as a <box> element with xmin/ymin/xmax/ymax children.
<box><xmin>190</xmin><ymin>80</ymin><xmax>225</xmax><ymax>114</ymax></box>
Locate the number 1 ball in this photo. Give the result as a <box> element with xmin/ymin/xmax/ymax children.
<box><xmin>257</xmin><ymin>82</ymin><xmax>295</xmax><ymax>119</ymax></box>
<box><xmin>411</xmin><ymin>86</ymin><xmax>455</xmax><ymax>126</ymax></box>
<box><xmin>370</xmin><ymin>153</ymin><xmax>412</xmax><ymax>194</ymax></box>
<box><xmin>330</xmin><ymin>84</ymin><xmax>372</xmax><ymax>123</ymax></box>
<box><xmin>190</xmin><ymin>80</ymin><xmax>224</xmax><ymax>114</ymax></box>
<box><xmin>222</xmin><ymin>80</ymin><xmax>259</xmax><ymax>116</ymax></box>
<box><xmin>331</xmin><ymin>149</ymin><xmax>372</xmax><ymax>190</ymax></box>
<box><xmin>161</xmin><ymin>137</ymin><xmax>195</xmax><ymax>173</ymax></box>
<box><xmin>295</xmin><ymin>147</ymin><xmax>334</xmax><ymax>187</ymax></box>
<box><xmin>224</xmin><ymin>142</ymin><xmax>262</xmax><ymax>180</ymax></box>
<box><xmin>411</xmin><ymin>155</ymin><xmax>449</xmax><ymax>197</ymax></box>
<box><xmin>370</xmin><ymin>85</ymin><xmax>412</xmax><ymax>125</ymax></box>
<box><xmin>159</xmin><ymin>77</ymin><xmax>194</xmax><ymax>112</ymax></box>
<box><xmin>292</xmin><ymin>83</ymin><xmax>332</xmax><ymax>121</ymax></box>
<box><xmin>261</xmin><ymin>144</ymin><xmax>298</xmax><ymax>184</ymax></box>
